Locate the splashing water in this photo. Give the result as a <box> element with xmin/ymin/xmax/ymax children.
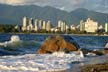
<box><xmin>0</xmin><ymin>34</ymin><xmax>108</xmax><ymax>71</ymax></box>
<box><xmin>0</xmin><ymin>52</ymin><xmax>84</xmax><ymax>72</ymax></box>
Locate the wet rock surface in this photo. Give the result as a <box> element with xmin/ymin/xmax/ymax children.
<box><xmin>81</xmin><ymin>63</ymin><xmax>108</xmax><ymax>72</ymax></box>
<box><xmin>89</xmin><ymin>47</ymin><xmax>108</xmax><ymax>56</ymax></box>
<box><xmin>37</xmin><ymin>35</ymin><xmax>80</xmax><ymax>54</ymax></box>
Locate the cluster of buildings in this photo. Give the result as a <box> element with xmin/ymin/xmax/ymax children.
<box><xmin>21</xmin><ymin>17</ymin><xmax>68</xmax><ymax>32</ymax></box>
<box><xmin>80</xmin><ymin>18</ymin><xmax>108</xmax><ymax>33</ymax></box>
<box><xmin>80</xmin><ymin>18</ymin><xmax>98</xmax><ymax>32</ymax></box>
<box><xmin>21</xmin><ymin>16</ymin><xmax>108</xmax><ymax>33</ymax></box>
<box><xmin>22</xmin><ymin>17</ymin><xmax>51</xmax><ymax>32</ymax></box>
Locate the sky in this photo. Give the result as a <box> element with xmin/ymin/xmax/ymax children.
<box><xmin>0</xmin><ymin>0</ymin><xmax>108</xmax><ymax>13</ymax></box>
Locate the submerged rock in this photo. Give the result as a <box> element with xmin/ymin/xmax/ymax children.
<box><xmin>91</xmin><ymin>43</ymin><xmax>108</xmax><ymax>56</ymax></box>
<box><xmin>37</xmin><ymin>35</ymin><xmax>80</xmax><ymax>54</ymax></box>
<box><xmin>84</xmin><ymin>43</ymin><xmax>108</xmax><ymax>56</ymax></box>
<box><xmin>95</xmin><ymin>49</ymin><xmax>108</xmax><ymax>55</ymax></box>
<box><xmin>86</xmin><ymin>49</ymin><xmax>108</xmax><ymax>56</ymax></box>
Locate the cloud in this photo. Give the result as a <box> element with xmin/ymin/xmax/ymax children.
<box><xmin>82</xmin><ymin>0</ymin><xmax>108</xmax><ymax>13</ymax></box>
<box><xmin>0</xmin><ymin>0</ymin><xmax>25</xmax><ymax>5</ymax></box>
<box><xmin>59</xmin><ymin>7</ymin><xmax>65</xmax><ymax>10</ymax></box>
<box><xmin>0</xmin><ymin>0</ymin><xmax>108</xmax><ymax>13</ymax></box>
<box><xmin>0</xmin><ymin>0</ymin><xmax>86</xmax><ymax>7</ymax></box>
<box><xmin>0</xmin><ymin>0</ymin><xmax>86</xmax><ymax>12</ymax></box>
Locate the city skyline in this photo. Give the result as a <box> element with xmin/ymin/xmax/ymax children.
<box><xmin>21</xmin><ymin>17</ymin><xmax>108</xmax><ymax>33</ymax></box>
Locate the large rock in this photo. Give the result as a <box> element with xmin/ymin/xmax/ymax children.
<box><xmin>37</xmin><ymin>35</ymin><xmax>80</xmax><ymax>54</ymax></box>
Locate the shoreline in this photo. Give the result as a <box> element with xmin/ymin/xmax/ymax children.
<box><xmin>81</xmin><ymin>63</ymin><xmax>108</xmax><ymax>72</ymax></box>
<box><xmin>47</xmin><ymin>63</ymin><xmax>108</xmax><ymax>72</ymax></box>
<box><xmin>0</xmin><ymin>33</ymin><xmax>108</xmax><ymax>36</ymax></box>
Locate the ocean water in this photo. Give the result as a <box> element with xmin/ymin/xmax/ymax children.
<box><xmin>0</xmin><ymin>34</ymin><xmax>108</xmax><ymax>72</ymax></box>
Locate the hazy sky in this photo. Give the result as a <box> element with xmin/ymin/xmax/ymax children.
<box><xmin>0</xmin><ymin>0</ymin><xmax>108</xmax><ymax>13</ymax></box>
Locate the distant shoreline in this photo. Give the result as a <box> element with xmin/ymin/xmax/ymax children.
<box><xmin>0</xmin><ymin>33</ymin><xmax>108</xmax><ymax>36</ymax></box>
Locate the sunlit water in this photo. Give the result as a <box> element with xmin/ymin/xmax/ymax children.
<box><xmin>0</xmin><ymin>34</ymin><xmax>108</xmax><ymax>72</ymax></box>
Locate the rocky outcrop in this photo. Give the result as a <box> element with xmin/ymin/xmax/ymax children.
<box><xmin>81</xmin><ymin>63</ymin><xmax>108</xmax><ymax>72</ymax></box>
<box><xmin>37</xmin><ymin>35</ymin><xmax>80</xmax><ymax>54</ymax></box>
<box><xmin>85</xmin><ymin>48</ymin><xmax>108</xmax><ymax>56</ymax></box>
<box><xmin>90</xmin><ymin>44</ymin><xmax>108</xmax><ymax>56</ymax></box>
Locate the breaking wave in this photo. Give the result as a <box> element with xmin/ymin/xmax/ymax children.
<box><xmin>0</xmin><ymin>41</ymin><xmax>42</xmax><ymax>56</ymax></box>
<box><xmin>0</xmin><ymin>52</ymin><xmax>84</xmax><ymax>72</ymax></box>
<box><xmin>0</xmin><ymin>52</ymin><xmax>107</xmax><ymax>72</ymax></box>
<box><xmin>0</xmin><ymin>34</ymin><xmax>108</xmax><ymax>71</ymax></box>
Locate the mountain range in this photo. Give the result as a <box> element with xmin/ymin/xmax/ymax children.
<box><xmin>0</xmin><ymin>4</ymin><xmax>108</xmax><ymax>26</ymax></box>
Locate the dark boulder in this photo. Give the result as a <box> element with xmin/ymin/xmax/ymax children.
<box><xmin>92</xmin><ymin>43</ymin><xmax>108</xmax><ymax>56</ymax></box>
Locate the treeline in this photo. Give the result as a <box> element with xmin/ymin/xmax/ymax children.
<box><xmin>22</xmin><ymin>29</ymin><xmax>88</xmax><ymax>34</ymax></box>
<box><xmin>0</xmin><ymin>24</ymin><xmax>18</xmax><ymax>33</ymax></box>
<box><xmin>0</xmin><ymin>24</ymin><xmax>106</xmax><ymax>35</ymax></box>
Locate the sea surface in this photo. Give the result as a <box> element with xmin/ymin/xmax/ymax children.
<box><xmin>0</xmin><ymin>34</ymin><xmax>108</xmax><ymax>72</ymax></box>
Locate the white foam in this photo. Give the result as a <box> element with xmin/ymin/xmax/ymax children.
<box><xmin>105</xmin><ymin>43</ymin><xmax>108</xmax><ymax>48</ymax></box>
<box><xmin>52</xmin><ymin>51</ymin><xmax>65</xmax><ymax>57</ymax></box>
<box><xmin>0</xmin><ymin>35</ymin><xmax>22</xmax><ymax>47</ymax></box>
<box><xmin>10</xmin><ymin>35</ymin><xmax>21</xmax><ymax>42</ymax></box>
<box><xmin>80</xmin><ymin>51</ymin><xmax>84</xmax><ymax>58</ymax></box>
<box><xmin>0</xmin><ymin>52</ymin><xmax>84</xmax><ymax>71</ymax></box>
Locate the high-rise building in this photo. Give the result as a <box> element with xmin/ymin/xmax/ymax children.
<box><xmin>34</xmin><ymin>19</ymin><xmax>38</xmax><ymax>31</ymax></box>
<box><xmin>57</xmin><ymin>20</ymin><xmax>66</xmax><ymax>32</ymax></box>
<box><xmin>42</xmin><ymin>21</ymin><xmax>46</xmax><ymax>30</ymax></box>
<box><xmin>46</xmin><ymin>21</ymin><xmax>51</xmax><ymax>31</ymax></box>
<box><xmin>29</xmin><ymin>18</ymin><xmax>33</xmax><ymax>25</ymax></box>
<box><xmin>105</xmin><ymin>23</ymin><xmax>108</xmax><ymax>32</ymax></box>
<box><xmin>38</xmin><ymin>20</ymin><xmax>42</xmax><ymax>29</ymax></box>
<box><xmin>61</xmin><ymin>21</ymin><xmax>66</xmax><ymax>32</ymax></box>
<box><xmin>80</xmin><ymin>20</ymin><xmax>85</xmax><ymax>31</ymax></box>
<box><xmin>70</xmin><ymin>25</ymin><xmax>76</xmax><ymax>30</ymax></box>
<box><xmin>84</xmin><ymin>18</ymin><xmax>98</xmax><ymax>32</ymax></box>
<box><xmin>57</xmin><ymin>20</ymin><xmax>62</xmax><ymax>31</ymax></box>
<box><xmin>58</xmin><ymin>20</ymin><xmax>62</xmax><ymax>28</ymax></box>
<box><xmin>27</xmin><ymin>18</ymin><xmax>34</xmax><ymax>31</ymax></box>
<box><xmin>66</xmin><ymin>25</ymin><xmax>69</xmax><ymax>30</ymax></box>
<box><xmin>22</xmin><ymin>16</ymin><xmax>27</xmax><ymax>31</ymax></box>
